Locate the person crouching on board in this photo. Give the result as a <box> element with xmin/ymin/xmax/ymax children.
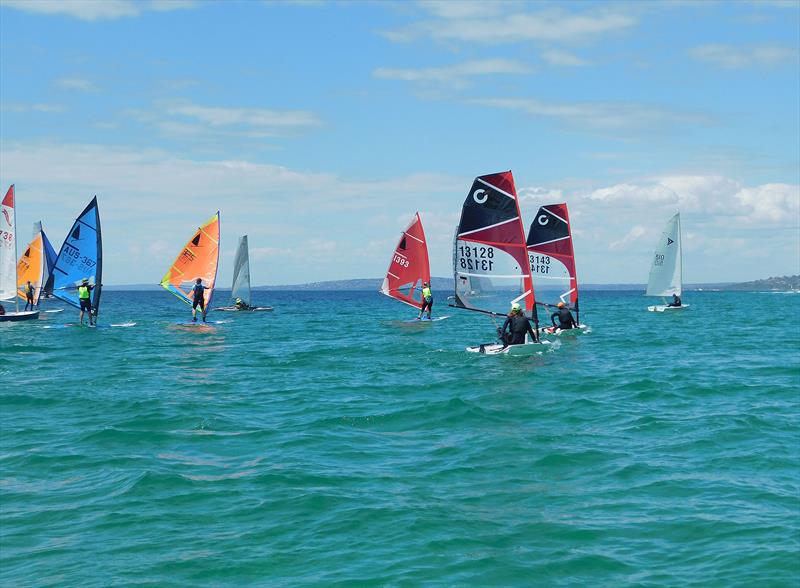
<box><xmin>78</xmin><ymin>278</ymin><xmax>95</xmax><ymax>326</ymax></box>
<box><xmin>499</xmin><ymin>303</ymin><xmax>538</xmax><ymax>346</ymax></box>
<box><xmin>191</xmin><ymin>277</ymin><xmax>208</xmax><ymax>322</ymax></box>
<box><xmin>417</xmin><ymin>281</ymin><xmax>433</xmax><ymax>320</ymax></box>
<box><xmin>234</xmin><ymin>297</ymin><xmax>249</xmax><ymax>311</ymax></box>
<box><xmin>23</xmin><ymin>280</ymin><xmax>35</xmax><ymax>311</ymax></box>
<box><xmin>667</xmin><ymin>294</ymin><xmax>682</xmax><ymax>307</ymax></box>
<box><xmin>550</xmin><ymin>302</ymin><xmax>577</xmax><ymax>331</ymax></box>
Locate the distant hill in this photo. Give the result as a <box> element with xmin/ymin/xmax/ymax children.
<box><xmin>717</xmin><ymin>275</ymin><xmax>799</xmax><ymax>292</ymax></box>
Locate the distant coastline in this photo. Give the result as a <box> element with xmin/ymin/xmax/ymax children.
<box><xmin>103</xmin><ymin>275</ymin><xmax>799</xmax><ymax>292</ymax></box>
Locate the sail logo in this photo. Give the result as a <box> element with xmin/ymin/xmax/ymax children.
<box><xmin>667</xmin><ymin>237</ymin><xmax>674</xmax><ymax>246</ymax></box>
<box><xmin>2</xmin><ymin>209</ymin><xmax>10</xmax><ymax>227</ymax></box>
<box><xmin>472</xmin><ymin>189</ymin><xmax>488</xmax><ymax>204</ymax></box>
<box><xmin>537</xmin><ymin>214</ymin><xmax>549</xmax><ymax>226</ymax></box>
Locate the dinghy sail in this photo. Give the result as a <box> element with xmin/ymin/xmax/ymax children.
<box><xmin>160</xmin><ymin>212</ymin><xmax>220</xmax><ymax>308</ymax></box>
<box><xmin>52</xmin><ymin>197</ymin><xmax>103</xmax><ymax>316</ymax></box>
<box><xmin>526</xmin><ymin>203</ymin><xmax>580</xmax><ymax>323</ymax></box>
<box><xmin>646</xmin><ymin>212</ymin><xmax>687</xmax><ymax>311</ymax></box>
<box><xmin>16</xmin><ymin>232</ymin><xmax>45</xmax><ymax>306</ymax></box>
<box><xmin>231</xmin><ymin>235</ymin><xmax>251</xmax><ymax>306</ymax></box>
<box><xmin>1</xmin><ymin>185</ymin><xmax>40</xmax><ymax>321</ymax></box>
<box><xmin>380</xmin><ymin>212</ymin><xmax>431</xmax><ymax>309</ymax></box>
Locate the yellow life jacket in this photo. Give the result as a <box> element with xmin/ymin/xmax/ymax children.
<box><xmin>78</xmin><ymin>285</ymin><xmax>90</xmax><ymax>299</ymax></box>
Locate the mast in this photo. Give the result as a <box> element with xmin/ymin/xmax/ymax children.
<box><xmin>13</xmin><ymin>185</ymin><xmax>18</xmax><ymax>313</ymax></box>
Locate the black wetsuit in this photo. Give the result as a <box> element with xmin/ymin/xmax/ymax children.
<box><xmin>24</xmin><ymin>284</ymin><xmax>35</xmax><ymax>311</ymax></box>
<box><xmin>551</xmin><ymin>308</ymin><xmax>577</xmax><ymax>330</ymax></box>
<box><xmin>667</xmin><ymin>295</ymin><xmax>682</xmax><ymax>307</ymax></box>
<box><xmin>192</xmin><ymin>284</ymin><xmax>206</xmax><ymax>310</ymax></box>
<box><xmin>500</xmin><ymin>314</ymin><xmax>537</xmax><ymax>345</ymax></box>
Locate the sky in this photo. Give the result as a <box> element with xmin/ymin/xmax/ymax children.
<box><xmin>0</xmin><ymin>0</ymin><xmax>798</xmax><ymax>286</ymax></box>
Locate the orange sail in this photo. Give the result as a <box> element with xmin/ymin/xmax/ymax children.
<box><xmin>17</xmin><ymin>232</ymin><xmax>45</xmax><ymax>305</ymax></box>
<box><xmin>160</xmin><ymin>212</ymin><xmax>220</xmax><ymax>307</ymax></box>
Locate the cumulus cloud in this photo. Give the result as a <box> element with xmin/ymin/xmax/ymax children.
<box><xmin>2</xmin><ymin>0</ymin><xmax>196</xmax><ymax>21</ymax></box>
<box><xmin>688</xmin><ymin>43</ymin><xmax>798</xmax><ymax>69</ymax></box>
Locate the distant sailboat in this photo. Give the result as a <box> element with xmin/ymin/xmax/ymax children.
<box><xmin>525</xmin><ymin>202</ymin><xmax>587</xmax><ymax>335</ymax></box>
<box><xmin>216</xmin><ymin>235</ymin><xmax>273</xmax><ymax>312</ymax></box>
<box><xmin>51</xmin><ymin>197</ymin><xmax>103</xmax><ymax>323</ymax></box>
<box><xmin>646</xmin><ymin>212</ymin><xmax>689</xmax><ymax>312</ymax></box>
<box><xmin>0</xmin><ymin>185</ymin><xmax>40</xmax><ymax>322</ymax></box>
<box><xmin>161</xmin><ymin>212</ymin><xmax>220</xmax><ymax>319</ymax></box>
<box><xmin>380</xmin><ymin>212</ymin><xmax>438</xmax><ymax>319</ymax></box>
<box><xmin>451</xmin><ymin>171</ymin><xmax>548</xmax><ymax>355</ymax></box>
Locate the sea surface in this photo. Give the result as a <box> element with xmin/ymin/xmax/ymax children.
<box><xmin>1</xmin><ymin>290</ymin><xmax>798</xmax><ymax>587</ymax></box>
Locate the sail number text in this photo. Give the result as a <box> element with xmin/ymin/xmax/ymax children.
<box><xmin>393</xmin><ymin>254</ymin><xmax>410</xmax><ymax>268</ymax></box>
<box><xmin>1</xmin><ymin>230</ymin><xmax>13</xmax><ymax>244</ymax></box>
<box><xmin>61</xmin><ymin>243</ymin><xmax>96</xmax><ymax>270</ymax></box>
<box><xmin>458</xmin><ymin>245</ymin><xmax>494</xmax><ymax>272</ymax></box>
<box><xmin>529</xmin><ymin>254</ymin><xmax>551</xmax><ymax>275</ymax></box>
<box><xmin>654</xmin><ymin>253</ymin><xmax>664</xmax><ymax>266</ymax></box>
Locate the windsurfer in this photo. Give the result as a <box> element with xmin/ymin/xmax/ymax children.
<box><xmin>78</xmin><ymin>278</ymin><xmax>95</xmax><ymax>326</ymax></box>
<box><xmin>499</xmin><ymin>303</ymin><xmax>537</xmax><ymax>346</ymax></box>
<box><xmin>667</xmin><ymin>294</ymin><xmax>682</xmax><ymax>307</ymax></box>
<box><xmin>550</xmin><ymin>302</ymin><xmax>577</xmax><ymax>330</ymax></box>
<box><xmin>191</xmin><ymin>278</ymin><xmax>208</xmax><ymax>322</ymax></box>
<box><xmin>23</xmin><ymin>280</ymin><xmax>35</xmax><ymax>311</ymax></box>
<box><xmin>418</xmin><ymin>281</ymin><xmax>433</xmax><ymax>320</ymax></box>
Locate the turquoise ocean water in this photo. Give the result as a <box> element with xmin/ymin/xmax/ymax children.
<box><xmin>1</xmin><ymin>289</ymin><xmax>798</xmax><ymax>586</ymax></box>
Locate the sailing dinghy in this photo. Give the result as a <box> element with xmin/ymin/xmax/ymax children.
<box><xmin>646</xmin><ymin>212</ymin><xmax>689</xmax><ymax>312</ymax></box>
<box><xmin>216</xmin><ymin>235</ymin><xmax>272</xmax><ymax>312</ymax></box>
<box><xmin>526</xmin><ymin>202</ymin><xmax>588</xmax><ymax>336</ymax></box>
<box><xmin>451</xmin><ymin>171</ymin><xmax>550</xmax><ymax>355</ymax></box>
<box><xmin>380</xmin><ymin>212</ymin><xmax>444</xmax><ymax>321</ymax></box>
<box><xmin>51</xmin><ymin>197</ymin><xmax>104</xmax><ymax>324</ymax></box>
<box><xmin>161</xmin><ymin>212</ymin><xmax>220</xmax><ymax>321</ymax></box>
<box><xmin>0</xmin><ymin>185</ymin><xmax>39</xmax><ymax>322</ymax></box>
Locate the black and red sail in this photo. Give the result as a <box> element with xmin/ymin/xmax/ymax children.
<box><xmin>526</xmin><ymin>203</ymin><xmax>579</xmax><ymax>310</ymax></box>
<box><xmin>380</xmin><ymin>212</ymin><xmax>431</xmax><ymax>309</ymax></box>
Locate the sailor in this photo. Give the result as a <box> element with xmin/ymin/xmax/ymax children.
<box><xmin>667</xmin><ymin>293</ymin><xmax>682</xmax><ymax>307</ymax></box>
<box><xmin>0</xmin><ymin>302</ymin><xmax>5</xmax><ymax>315</ymax></box>
<box><xmin>78</xmin><ymin>278</ymin><xmax>95</xmax><ymax>326</ymax></box>
<box><xmin>234</xmin><ymin>297</ymin><xmax>248</xmax><ymax>310</ymax></box>
<box><xmin>499</xmin><ymin>303</ymin><xmax>537</xmax><ymax>346</ymax></box>
<box><xmin>418</xmin><ymin>281</ymin><xmax>433</xmax><ymax>320</ymax></box>
<box><xmin>550</xmin><ymin>301</ymin><xmax>577</xmax><ymax>330</ymax></box>
<box><xmin>23</xmin><ymin>280</ymin><xmax>35</xmax><ymax>311</ymax></box>
<box><xmin>191</xmin><ymin>277</ymin><xmax>207</xmax><ymax>322</ymax></box>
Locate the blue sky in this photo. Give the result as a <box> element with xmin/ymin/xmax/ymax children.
<box><xmin>1</xmin><ymin>0</ymin><xmax>798</xmax><ymax>286</ymax></box>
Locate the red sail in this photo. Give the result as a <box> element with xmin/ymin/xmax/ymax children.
<box><xmin>453</xmin><ymin>171</ymin><xmax>536</xmax><ymax>315</ymax></box>
<box><xmin>380</xmin><ymin>212</ymin><xmax>431</xmax><ymax>309</ymax></box>
<box><xmin>526</xmin><ymin>203</ymin><xmax>578</xmax><ymax>307</ymax></box>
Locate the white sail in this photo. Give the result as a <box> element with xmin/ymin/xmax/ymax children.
<box><xmin>0</xmin><ymin>185</ymin><xmax>17</xmax><ymax>301</ymax></box>
<box><xmin>646</xmin><ymin>212</ymin><xmax>682</xmax><ymax>297</ymax></box>
<box><xmin>231</xmin><ymin>235</ymin><xmax>251</xmax><ymax>305</ymax></box>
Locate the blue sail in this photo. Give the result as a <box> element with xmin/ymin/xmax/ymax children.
<box><xmin>52</xmin><ymin>197</ymin><xmax>103</xmax><ymax>314</ymax></box>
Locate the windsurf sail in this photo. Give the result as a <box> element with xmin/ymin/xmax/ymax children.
<box><xmin>646</xmin><ymin>212</ymin><xmax>682</xmax><ymax>297</ymax></box>
<box><xmin>33</xmin><ymin>221</ymin><xmax>58</xmax><ymax>297</ymax></box>
<box><xmin>231</xmin><ymin>235</ymin><xmax>251</xmax><ymax>305</ymax></box>
<box><xmin>52</xmin><ymin>197</ymin><xmax>103</xmax><ymax>314</ymax></box>
<box><xmin>380</xmin><ymin>212</ymin><xmax>431</xmax><ymax>309</ymax></box>
<box><xmin>0</xmin><ymin>185</ymin><xmax>17</xmax><ymax>303</ymax></box>
<box><xmin>452</xmin><ymin>171</ymin><xmax>538</xmax><ymax>327</ymax></box>
<box><xmin>161</xmin><ymin>212</ymin><xmax>220</xmax><ymax>307</ymax></box>
<box><xmin>526</xmin><ymin>203</ymin><xmax>580</xmax><ymax>320</ymax></box>
<box><xmin>16</xmin><ymin>232</ymin><xmax>45</xmax><ymax>305</ymax></box>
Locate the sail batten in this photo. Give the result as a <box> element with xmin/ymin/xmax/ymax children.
<box><xmin>646</xmin><ymin>212</ymin><xmax>682</xmax><ymax>297</ymax></box>
<box><xmin>161</xmin><ymin>212</ymin><xmax>220</xmax><ymax>307</ymax></box>
<box><xmin>380</xmin><ymin>212</ymin><xmax>431</xmax><ymax>310</ymax></box>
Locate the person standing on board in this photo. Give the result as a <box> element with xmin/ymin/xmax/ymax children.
<box><xmin>667</xmin><ymin>294</ymin><xmax>682</xmax><ymax>307</ymax></box>
<box><xmin>499</xmin><ymin>303</ymin><xmax>537</xmax><ymax>346</ymax></box>
<box><xmin>550</xmin><ymin>302</ymin><xmax>577</xmax><ymax>331</ymax></box>
<box><xmin>417</xmin><ymin>281</ymin><xmax>433</xmax><ymax>320</ymax></box>
<box><xmin>191</xmin><ymin>277</ymin><xmax>208</xmax><ymax>322</ymax></box>
<box><xmin>78</xmin><ymin>278</ymin><xmax>95</xmax><ymax>326</ymax></box>
<box><xmin>23</xmin><ymin>280</ymin><xmax>35</xmax><ymax>311</ymax></box>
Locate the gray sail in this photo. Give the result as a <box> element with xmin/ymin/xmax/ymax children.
<box><xmin>231</xmin><ymin>235</ymin><xmax>251</xmax><ymax>305</ymax></box>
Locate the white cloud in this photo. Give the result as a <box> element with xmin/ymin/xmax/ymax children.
<box><xmin>373</xmin><ymin>59</ymin><xmax>533</xmax><ymax>87</ymax></box>
<box><xmin>381</xmin><ymin>5</ymin><xmax>636</xmax><ymax>44</ymax></box>
<box><xmin>55</xmin><ymin>77</ymin><xmax>97</xmax><ymax>92</ymax></box>
<box><xmin>468</xmin><ymin>97</ymin><xmax>713</xmax><ymax>133</ymax></box>
<box><xmin>541</xmin><ymin>49</ymin><xmax>588</xmax><ymax>67</ymax></box>
<box><xmin>2</xmin><ymin>0</ymin><xmax>196</xmax><ymax>21</ymax></box>
<box><xmin>3</xmin><ymin>103</ymin><xmax>65</xmax><ymax>113</ymax></box>
<box><xmin>163</xmin><ymin>102</ymin><xmax>320</xmax><ymax>129</ymax></box>
<box><xmin>609</xmin><ymin>225</ymin><xmax>648</xmax><ymax>250</ymax></box>
<box><xmin>688</xmin><ymin>43</ymin><xmax>798</xmax><ymax>69</ymax></box>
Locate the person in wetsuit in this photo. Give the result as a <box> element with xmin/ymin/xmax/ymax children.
<box><xmin>78</xmin><ymin>278</ymin><xmax>95</xmax><ymax>326</ymax></box>
<box><xmin>418</xmin><ymin>281</ymin><xmax>433</xmax><ymax>320</ymax></box>
<box><xmin>499</xmin><ymin>303</ymin><xmax>537</xmax><ymax>346</ymax></box>
<box><xmin>191</xmin><ymin>278</ymin><xmax>207</xmax><ymax>322</ymax></box>
<box><xmin>234</xmin><ymin>297</ymin><xmax>250</xmax><ymax>311</ymax></box>
<box><xmin>23</xmin><ymin>280</ymin><xmax>35</xmax><ymax>311</ymax></box>
<box><xmin>550</xmin><ymin>301</ymin><xmax>577</xmax><ymax>330</ymax></box>
<box><xmin>667</xmin><ymin>293</ymin><xmax>682</xmax><ymax>307</ymax></box>
<box><xmin>0</xmin><ymin>302</ymin><xmax>5</xmax><ymax>315</ymax></box>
